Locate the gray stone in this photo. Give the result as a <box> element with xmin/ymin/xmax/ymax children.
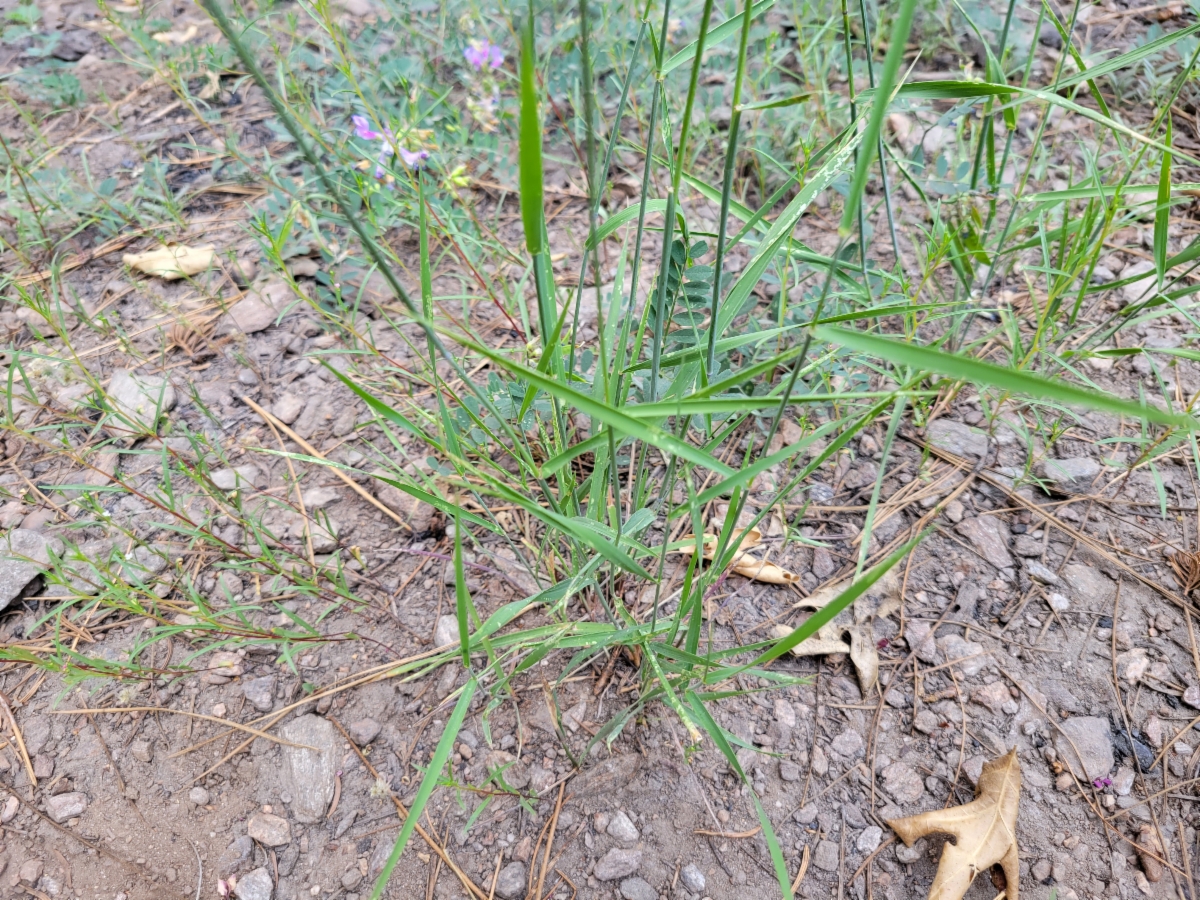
<box><xmin>1012</xmin><ymin>535</ymin><xmax>1043</xmax><ymax>557</ymax></box>
<box><xmin>1056</xmin><ymin>717</ymin><xmax>1114</xmax><ymax>781</ymax></box>
<box><xmin>857</xmin><ymin>825</ymin><xmax>883</xmax><ymax>853</ymax></box>
<box><xmin>895</xmin><ymin>840</ymin><xmax>924</xmax><ymax>864</ymax></box>
<box><xmin>1112</xmin><ymin>766</ymin><xmax>1135</xmax><ymax>796</ymax></box>
<box><xmin>680</xmin><ymin>864</ymin><xmax>706</xmax><ymax>893</ymax></box>
<box><xmin>1048</xmin><ymin>592</ymin><xmax>1070</xmax><ymax>613</ymax></box>
<box><xmin>340</xmin><ymin>869</ymin><xmax>362</xmax><ymax>890</ymax></box>
<box><xmin>606</xmin><ymin>810</ymin><xmax>639</xmax><ymax>843</ymax></box>
<box><xmin>218</xmin><ymin>836</ymin><xmax>254</xmax><ymax>878</ymax></box>
<box><xmin>247</xmin><ymin>812</ymin><xmax>291</xmax><ymax>846</ymax></box>
<box><xmin>780</xmin><ymin>760</ymin><xmax>802</xmax><ymax>782</ymax></box>
<box><xmin>211</xmin><ymin>465</ymin><xmax>261</xmax><ymax>491</ymax></box>
<box><xmin>620</xmin><ymin>877</ymin><xmax>657</xmax><ymax>900</ymax></box>
<box><xmin>927</xmin><ymin>420</ymin><xmax>989</xmax><ymax>460</ymax></box>
<box><xmin>1039</xmin><ymin>457</ymin><xmax>1101</xmax><ymax>493</ymax></box>
<box><xmin>233</xmin><ymin>866</ymin><xmax>274</xmax><ymax>900</ymax></box>
<box><xmin>242</xmin><ymin>675</ymin><xmax>276</xmax><ymax>712</ymax></box>
<box><xmin>793</xmin><ymin>803</ymin><xmax>818</xmax><ymax>825</ymax></box>
<box><xmin>217</xmin><ymin>280</ymin><xmax>296</xmax><ymax>336</ymax></box>
<box><xmin>955</xmin><ymin>516</ymin><xmax>1013</xmax><ymax>569</ymax></box>
<box><xmin>130</xmin><ymin>740</ymin><xmax>152</xmax><ymax>763</ymax></box>
<box><xmin>348</xmin><ymin>717</ymin><xmax>381</xmax><ymax>746</ymax></box>
<box><xmin>108</xmin><ymin>369</ymin><xmax>176</xmax><ymax>431</ymax></box>
<box><xmin>594</xmin><ymin>848</ymin><xmax>641</xmax><ymax>881</ymax></box>
<box><xmin>0</xmin><ymin>529</ymin><xmax>58</xmax><ymax>611</ymax></box>
<box><xmin>882</xmin><ymin>762</ymin><xmax>924</xmax><ymax>805</ymax></box>
<box><xmin>494</xmin><ymin>862</ymin><xmax>526</xmax><ymax>900</ymax></box>
<box><xmin>45</xmin><ymin>791</ymin><xmax>87</xmax><ymax>822</ymax></box>
<box><xmin>1026</xmin><ymin>561</ymin><xmax>1060</xmax><ymax>585</ymax></box>
<box><xmin>1121</xmin><ymin>260</ymin><xmax>1156</xmax><ymax>306</ymax></box>
<box><xmin>272</xmin><ymin>393</ymin><xmax>304</xmax><ymax>425</ymax></box>
<box><xmin>831</xmin><ymin>729</ymin><xmax>863</xmax><ymax>758</ymax></box>
<box><xmin>937</xmin><ymin>634</ymin><xmax>987</xmax><ymax>677</ymax></box>
<box><xmin>434</xmin><ymin>614</ymin><xmax>459</xmax><ymax>648</ymax></box>
<box><xmin>1062</xmin><ymin>563</ymin><xmax>1115</xmax><ymax>604</ymax></box>
<box><xmin>279</xmin><ymin>714</ymin><xmax>338</xmax><ymax>822</ymax></box>
<box><xmin>301</xmin><ymin>487</ymin><xmax>340</xmax><ymax>509</ymax></box>
<box><xmin>189</xmin><ymin>786</ymin><xmax>210</xmax><ymax>805</ymax></box>
<box><xmin>813</xmin><ymin>840</ymin><xmax>840</xmax><ymax>872</ymax></box>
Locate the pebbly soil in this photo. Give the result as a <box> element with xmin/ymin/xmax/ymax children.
<box><xmin>1</xmin><ymin>1</ymin><xmax>1200</xmax><ymax>900</ymax></box>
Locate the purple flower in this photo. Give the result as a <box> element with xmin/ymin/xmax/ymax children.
<box><xmin>464</xmin><ymin>39</ymin><xmax>504</xmax><ymax>71</ymax></box>
<box><xmin>1093</xmin><ymin>777</ymin><xmax>1112</xmax><ymax>789</ymax></box>
<box><xmin>398</xmin><ymin>147</ymin><xmax>429</xmax><ymax>168</ymax></box>
<box><xmin>352</xmin><ymin>114</ymin><xmax>382</xmax><ymax>140</ymax></box>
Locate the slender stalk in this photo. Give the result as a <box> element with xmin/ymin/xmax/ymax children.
<box><xmin>705</xmin><ymin>0</ymin><xmax>755</xmax><ymax>380</ymax></box>
<box><xmin>855</xmin><ymin>0</ymin><xmax>901</xmax><ymax>268</ymax></box>
<box><xmin>838</xmin><ymin>0</ymin><xmax>866</xmax><ymax>271</ymax></box>
<box><xmin>648</xmin><ymin>0</ymin><xmax>714</xmax><ymax>403</ymax></box>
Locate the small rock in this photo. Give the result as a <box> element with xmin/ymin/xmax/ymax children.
<box><xmin>217</xmin><ymin>281</ymin><xmax>294</xmax><ymax>336</ymax></box>
<box><xmin>0</xmin><ymin>529</ymin><xmax>60</xmax><ymax>612</ymax></box>
<box><xmin>1184</xmin><ymin>685</ymin><xmax>1200</xmax><ymax>708</ymax></box>
<box><xmin>233</xmin><ymin>866</ymin><xmax>274</xmax><ymax>900</ymax></box>
<box><xmin>218</xmin><ymin>836</ymin><xmax>254</xmax><ymax>878</ymax></box>
<box><xmin>895</xmin><ymin>840</ymin><xmax>924</xmax><ymax>864</ymax></box>
<box><xmin>937</xmin><ymin>634</ymin><xmax>987</xmax><ymax>677</ymax></box>
<box><xmin>247</xmin><ymin>812</ymin><xmax>291</xmax><ymax>846</ymax></box>
<box><xmin>494</xmin><ymin>862</ymin><xmax>526</xmax><ymax>900</ymax></box>
<box><xmin>1027</xmin><ymin>561</ymin><xmax>1061</xmax><ymax>586</ymax></box>
<box><xmin>857</xmin><ymin>825</ymin><xmax>883</xmax><ymax>853</ymax></box>
<box><xmin>812</xmin><ymin>546</ymin><xmax>837</xmax><ymax>579</ymax></box>
<box><xmin>434</xmin><ymin>614</ymin><xmax>459</xmax><ymax>648</ymax></box>
<box><xmin>972</xmin><ymin>681</ymin><xmax>1011</xmax><ymax>715</ymax></box>
<box><xmin>211</xmin><ymin>465</ymin><xmax>261</xmax><ymax>491</ymax></box>
<box><xmin>813</xmin><ymin>840</ymin><xmax>840</xmax><ymax>872</ymax></box>
<box><xmin>679</xmin><ymin>864</ymin><xmax>705</xmax><ymax>893</ymax></box>
<box><xmin>279</xmin><ymin>715</ymin><xmax>338</xmax><ymax>823</ymax></box>
<box><xmin>927</xmin><ymin>420</ymin><xmax>989</xmax><ymax>459</ymax></box>
<box><xmin>594</xmin><ymin>848</ymin><xmax>641</xmax><ymax>881</ymax></box>
<box><xmin>620</xmin><ymin>877</ymin><xmax>656</xmax><ymax>900</ymax></box>
<box><xmin>301</xmin><ymin>487</ymin><xmax>341</xmax><ymax>509</ymax></box>
<box><xmin>606</xmin><ymin>810</ymin><xmax>640</xmax><ymax>843</ymax></box>
<box><xmin>944</xmin><ymin>499</ymin><xmax>965</xmax><ymax>523</ymax></box>
<box><xmin>1047</xmin><ymin>592</ymin><xmax>1070</xmax><ymax>612</ymax></box>
<box><xmin>905</xmin><ymin>621</ymin><xmax>940</xmax><ymax>664</ymax></box>
<box><xmin>1039</xmin><ymin>457</ymin><xmax>1101</xmax><ymax>494</ymax></box>
<box><xmin>1012</xmin><ymin>535</ymin><xmax>1043</xmax><ymax>557</ymax></box>
<box><xmin>882</xmin><ymin>762</ymin><xmax>925</xmax><ymax>805</ymax></box>
<box><xmin>45</xmin><ymin>791</ymin><xmax>87</xmax><ymax>822</ymax></box>
<box><xmin>18</xmin><ymin>859</ymin><xmax>43</xmax><ymax>885</ymax></box>
<box><xmin>1116</xmin><ymin>648</ymin><xmax>1149</xmax><ymax>684</ymax></box>
<box><xmin>955</xmin><ymin>516</ymin><xmax>1014</xmax><ymax>569</ymax></box>
<box><xmin>108</xmin><ymin>369</ymin><xmax>176</xmax><ymax>432</ymax></box>
<box><xmin>348</xmin><ymin>717</ymin><xmax>381</xmax><ymax>746</ymax></box>
<box><xmin>780</xmin><ymin>760</ymin><xmax>802</xmax><ymax>782</ymax></box>
<box><xmin>1032</xmin><ymin>858</ymin><xmax>1052</xmax><ymax>882</ymax></box>
<box><xmin>189</xmin><ymin>786</ymin><xmax>210</xmax><ymax>806</ymax></box>
<box><xmin>340</xmin><ymin>868</ymin><xmax>363</xmax><ymax>890</ymax></box>
<box><xmin>272</xmin><ymin>393</ymin><xmax>305</xmax><ymax>425</ymax></box>
<box><xmin>242</xmin><ymin>675</ymin><xmax>277</xmax><ymax>712</ymax></box>
<box><xmin>1055</xmin><ymin>717</ymin><xmax>1114</xmax><ymax>781</ymax></box>
<box><xmin>793</xmin><ymin>803</ymin><xmax>818</xmax><ymax>825</ymax></box>
<box><xmin>831</xmin><ymin>729</ymin><xmax>864</xmax><ymax>758</ymax></box>
<box><xmin>1112</xmin><ymin>766</ymin><xmax>1135</xmax><ymax>796</ymax></box>
<box><xmin>1</xmin><ymin>795</ymin><xmax>18</xmax><ymax>823</ymax></box>
<box><xmin>811</xmin><ymin>745</ymin><xmax>829</xmax><ymax>776</ymax></box>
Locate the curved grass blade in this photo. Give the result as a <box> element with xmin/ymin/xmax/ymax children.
<box><xmin>661</xmin><ymin>0</ymin><xmax>773</xmax><ymax>74</ymax></box>
<box><xmin>519</xmin><ymin>7</ymin><xmax>543</xmax><ymax>256</ymax></box>
<box><xmin>818</xmin><ymin>325</ymin><xmax>1200</xmax><ymax>431</ymax></box>
<box><xmin>585</xmin><ymin>199</ymin><xmax>668</xmax><ymax>249</ymax></box>
<box><xmin>368</xmin><ymin>675</ymin><xmax>477</xmax><ymax>900</ymax></box>
<box><xmin>1155</xmin><ymin>117</ymin><xmax>1173</xmax><ymax>288</ymax></box>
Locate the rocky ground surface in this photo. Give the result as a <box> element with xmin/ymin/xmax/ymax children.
<box><xmin>0</xmin><ymin>0</ymin><xmax>1199</xmax><ymax>899</ymax></box>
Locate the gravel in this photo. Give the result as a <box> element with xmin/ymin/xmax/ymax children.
<box><xmin>279</xmin><ymin>714</ymin><xmax>338</xmax><ymax>822</ymax></box>
<box><xmin>1056</xmin><ymin>716</ymin><xmax>1115</xmax><ymax>781</ymax></box>
<box><xmin>679</xmin><ymin>864</ymin><xmax>706</xmax><ymax>893</ymax></box>
<box><xmin>606</xmin><ymin>810</ymin><xmax>640</xmax><ymax>843</ymax></box>
<box><xmin>247</xmin><ymin>812</ymin><xmax>291</xmax><ymax>846</ymax></box>
<box><xmin>233</xmin><ymin>866</ymin><xmax>274</xmax><ymax>900</ymax></box>
<box><xmin>619</xmin><ymin>877</ymin><xmax>657</xmax><ymax>900</ymax></box>
<box><xmin>494</xmin><ymin>861</ymin><xmax>526</xmax><ymax>900</ymax></box>
<box><xmin>45</xmin><ymin>792</ymin><xmax>87</xmax><ymax>823</ymax></box>
<box><xmin>594</xmin><ymin>848</ymin><xmax>641</xmax><ymax>881</ymax></box>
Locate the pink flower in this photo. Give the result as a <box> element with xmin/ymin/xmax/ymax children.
<box><xmin>464</xmin><ymin>39</ymin><xmax>503</xmax><ymax>70</ymax></box>
<box><xmin>398</xmin><ymin>147</ymin><xmax>429</xmax><ymax>168</ymax></box>
<box><xmin>352</xmin><ymin>115</ymin><xmax>382</xmax><ymax>140</ymax></box>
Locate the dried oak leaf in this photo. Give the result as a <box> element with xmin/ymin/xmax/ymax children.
<box><xmin>773</xmin><ymin>568</ymin><xmax>902</xmax><ymax>690</ymax></box>
<box><xmin>887</xmin><ymin>748</ymin><xmax>1021</xmax><ymax>900</ymax></box>
<box><xmin>675</xmin><ymin>527</ymin><xmax>800</xmax><ymax>585</ymax></box>
<box><xmin>123</xmin><ymin>244</ymin><xmax>215</xmax><ymax>280</ymax></box>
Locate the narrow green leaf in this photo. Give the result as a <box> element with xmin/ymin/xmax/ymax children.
<box><xmin>519</xmin><ymin>8</ymin><xmax>544</xmax><ymax>256</ymax></box>
<box><xmin>818</xmin><ymin>325</ymin><xmax>1200</xmax><ymax>431</ymax></box>
<box><xmin>453</xmin><ymin>513</ymin><xmax>470</xmax><ymax>666</ymax></box>
<box><xmin>371</xmin><ymin>475</ymin><xmax>503</xmax><ymax>534</ymax></box>
<box><xmin>585</xmin><ymin>199</ymin><xmax>668</xmax><ymax>249</ymax></box>
<box><xmin>369</xmin><ymin>676</ymin><xmax>477</xmax><ymax>900</ymax></box>
<box><xmin>738</xmin><ymin>92</ymin><xmax>812</xmax><ymax>111</ymax></box>
<box><xmin>1054</xmin><ymin>22</ymin><xmax>1200</xmax><ymax>92</ymax></box>
<box><xmin>1155</xmin><ymin>117</ymin><xmax>1173</xmax><ymax>288</ymax></box>
<box><xmin>661</xmin><ymin>0</ymin><xmax>773</xmax><ymax>74</ymax></box>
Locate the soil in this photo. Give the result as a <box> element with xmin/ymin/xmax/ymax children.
<box><xmin>0</xmin><ymin>1</ymin><xmax>1199</xmax><ymax>900</ymax></box>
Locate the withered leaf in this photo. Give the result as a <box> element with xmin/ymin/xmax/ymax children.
<box><xmin>123</xmin><ymin>244</ymin><xmax>216</xmax><ymax>280</ymax></box>
<box><xmin>887</xmin><ymin>749</ymin><xmax>1021</xmax><ymax>900</ymax></box>
<box><xmin>675</xmin><ymin>527</ymin><xmax>800</xmax><ymax>585</ymax></box>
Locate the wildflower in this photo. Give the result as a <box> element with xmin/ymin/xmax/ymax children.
<box><xmin>351</xmin><ymin>115</ymin><xmax>429</xmax><ymax>178</ymax></box>
<box><xmin>464</xmin><ymin>39</ymin><xmax>504</xmax><ymax>71</ymax></box>
<box><xmin>1093</xmin><ymin>777</ymin><xmax>1112</xmax><ymax>789</ymax></box>
<box><xmin>369</xmin><ymin>776</ymin><xmax>391</xmax><ymax>800</ymax></box>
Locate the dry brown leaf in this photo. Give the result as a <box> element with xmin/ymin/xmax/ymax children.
<box><xmin>675</xmin><ymin>527</ymin><xmax>800</xmax><ymax>585</ymax></box>
<box><xmin>775</xmin><ymin>567</ymin><xmax>901</xmax><ymax>690</ymax></box>
<box><xmin>887</xmin><ymin>749</ymin><xmax>1021</xmax><ymax>900</ymax></box>
<box><xmin>123</xmin><ymin>244</ymin><xmax>215</xmax><ymax>280</ymax></box>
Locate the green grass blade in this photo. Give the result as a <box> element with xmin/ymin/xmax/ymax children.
<box><xmin>818</xmin><ymin>325</ymin><xmax>1200</xmax><ymax>431</ymax></box>
<box><xmin>369</xmin><ymin>675</ymin><xmax>477</xmax><ymax>900</ymax></box>
<box><xmin>519</xmin><ymin>7</ymin><xmax>544</xmax><ymax>256</ymax></box>
<box><xmin>453</xmin><ymin>513</ymin><xmax>471</xmax><ymax>666</ymax></box>
<box><xmin>371</xmin><ymin>475</ymin><xmax>502</xmax><ymax>534</ymax></box>
<box><xmin>1054</xmin><ymin>22</ymin><xmax>1200</xmax><ymax>92</ymax></box>
<box><xmin>661</xmin><ymin>0</ymin><xmax>773</xmax><ymax>74</ymax></box>
<box><xmin>1156</xmin><ymin>117</ymin><xmax>1173</xmax><ymax>288</ymax></box>
<box><xmin>586</xmin><ymin>199</ymin><xmax>668</xmax><ymax>249</ymax></box>
<box><xmin>840</xmin><ymin>0</ymin><xmax>918</xmax><ymax>234</ymax></box>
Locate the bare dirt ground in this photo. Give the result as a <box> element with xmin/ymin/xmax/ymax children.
<box><xmin>2</xmin><ymin>1</ymin><xmax>1200</xmax><ymax>900</ymax></box>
